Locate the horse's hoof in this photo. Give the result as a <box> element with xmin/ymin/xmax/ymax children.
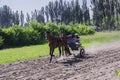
<box><xmin>49</xmin><ymin>61</ymin><xmax>52</xmax><ymax>63</ymax></box>
<box><xmin>52</xmin><ymin>55</ymin><xmax>55</xmax><ymax>56</ymax></box>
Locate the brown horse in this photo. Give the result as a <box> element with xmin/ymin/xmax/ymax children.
<box><xmin>45</xmin><ymin>30</ymin><xmax>71</xmax><ymax>63</ymax></box>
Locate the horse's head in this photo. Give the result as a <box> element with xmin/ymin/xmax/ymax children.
<box><xmin>45</xmin><ymin>30</ymin><xmax>51</xmax><ymax>40</ymax></box>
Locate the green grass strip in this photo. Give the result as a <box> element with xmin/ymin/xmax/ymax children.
<box><xmin>0</xmin><ymin>31</ymin><xmax>120</xmax><ymax>64</ymax></box>
<box><xmin>81</xmin><ymin>31</ymin><xmax>120</xmax><ymax>47</ymax></box>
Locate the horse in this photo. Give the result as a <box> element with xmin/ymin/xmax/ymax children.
<box><xmin>45</xmin><ymin>30</ymin><xmax>71</xmax><ymax>63</ymax></box>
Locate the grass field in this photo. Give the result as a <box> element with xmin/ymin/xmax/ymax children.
<box><xmin>0</xmin><ymin>31</ymin><xmax>120</xmax><ymax>64</ymax></box>
<box><xmin>81</xmin><ymin>31</ymin><xmax>120</xmax><ymax>47</ymax></box>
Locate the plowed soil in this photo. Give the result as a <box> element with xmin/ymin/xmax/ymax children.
<box><xmin>0</xmin><ymin>41</ymin><xmax>120</xmax><ymax>80</ymax></box>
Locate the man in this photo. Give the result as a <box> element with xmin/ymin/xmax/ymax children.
<box><xmin>67</xmin><ymin>34</ymin><xmax>76</xmax><ymax>50</ymax></box>
<box><xmin>74</xmin><ymin>33</ymin><xmax>80</xmax><ymax>48</ymax></box>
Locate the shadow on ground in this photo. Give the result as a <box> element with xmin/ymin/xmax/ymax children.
<box><xmin>56</xmin><ymin>53</ymin><xmax>94</xmax><ymax>66</ymax></box>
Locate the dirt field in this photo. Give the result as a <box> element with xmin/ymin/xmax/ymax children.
<box><xmin>0</xmin><ymin>41</ymin><xmax>120</xmax><ymax>80</ymax></box>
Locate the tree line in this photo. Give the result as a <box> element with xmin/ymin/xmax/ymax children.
<box><xmin>0</xmin><ymin>0</ymin><xmax>90</xmax><ymax>28</ymax></box>
<box><xmin>91</xmin><ymin>0</ymin><xmax>120</xmax><ymax>30</ymax></box>
<box><xmin>1</xmin><ymin>0</ymin><xmax>120</xmax><ymax>31</ymax></box>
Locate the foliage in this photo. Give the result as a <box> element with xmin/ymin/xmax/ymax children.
<box><xmin>0</xmin><ymin>22</ymin><xmax>95</xmax><ymax>48</ymax></box>
<box><xmin>61</xmin><ymin>24</ymin><xmax>95</xmax><ymax>35</ymax></box>
<box><xmin>30</xmin><ymin>21</ymin><xmax>45</xmax><ymax>42</ymax></box>
<box><xmin>1</xmin><ymin>25</ymin><xmax>41</xmax><ymax>47</ymax></box>
<box><xmin>1</xmin><ymin>0</ymin><xmax>120</xmax><ymax>31</ymax></box>
<box><xmin>77</xmin><ymin>24</ymin><xmax>95</xmax><ymax>35</ymax></box>
<box><xmin>0</xmin><ymin>28</ymin><xmax>5</xmax><ymax>48</ymax></box>
<box><xmin>0</xmin><ymin>5</ymin><xmax>13</xmax><ymax>28</ymax></box>
<box><xmin>45</xmin><ymin>22</ymin><xmax>60</xmax><ymax>35</ymax></box>
<box><xmin>0</xmin><ymin>36</ymin><xmax>4</xmax><ymax>49</ymax></box>
<box><xmin>91</xmin><ymin>0</ymin><xmax>120</xmax><ymax>30</ymax></box>
<box><xmin>0</xmin><ymin>0</ymin><xmax>90</xmax><ymax>28</ymax></box>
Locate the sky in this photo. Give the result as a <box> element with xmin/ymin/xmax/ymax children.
<box><xmin>0</xmin><ymin>0</ymin><xmax>91</xmax><ymax>14</ymax></box>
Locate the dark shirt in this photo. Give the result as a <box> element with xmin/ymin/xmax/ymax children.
<box><xmin>67</xmin><ymin>38</ymin><xmax>75</xmax><ymax>44</ymax></box>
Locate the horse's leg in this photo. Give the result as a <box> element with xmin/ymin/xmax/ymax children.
<box><xmin>65</xmin><ymin>45</ymin><xmax>72</xmax><ymax>55</ymax></box>
<box><xmin>62</xmin><ymin>46</ymin><xmax>65</xmax><ymax>56</ymax></box>
<box><xmin>49</xmin><ymin>47</ymin><xmax>54</xmax><ymax>63</ymax></box>
<box><xmin>49</xmin><ymin>47</ymin><xmax>52</xmax><ymax>63</ymax></box>
<box><xmin>58</xmin><ymin>46</ymin><xmax>61</xmax><ymax>57</ymax></box>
